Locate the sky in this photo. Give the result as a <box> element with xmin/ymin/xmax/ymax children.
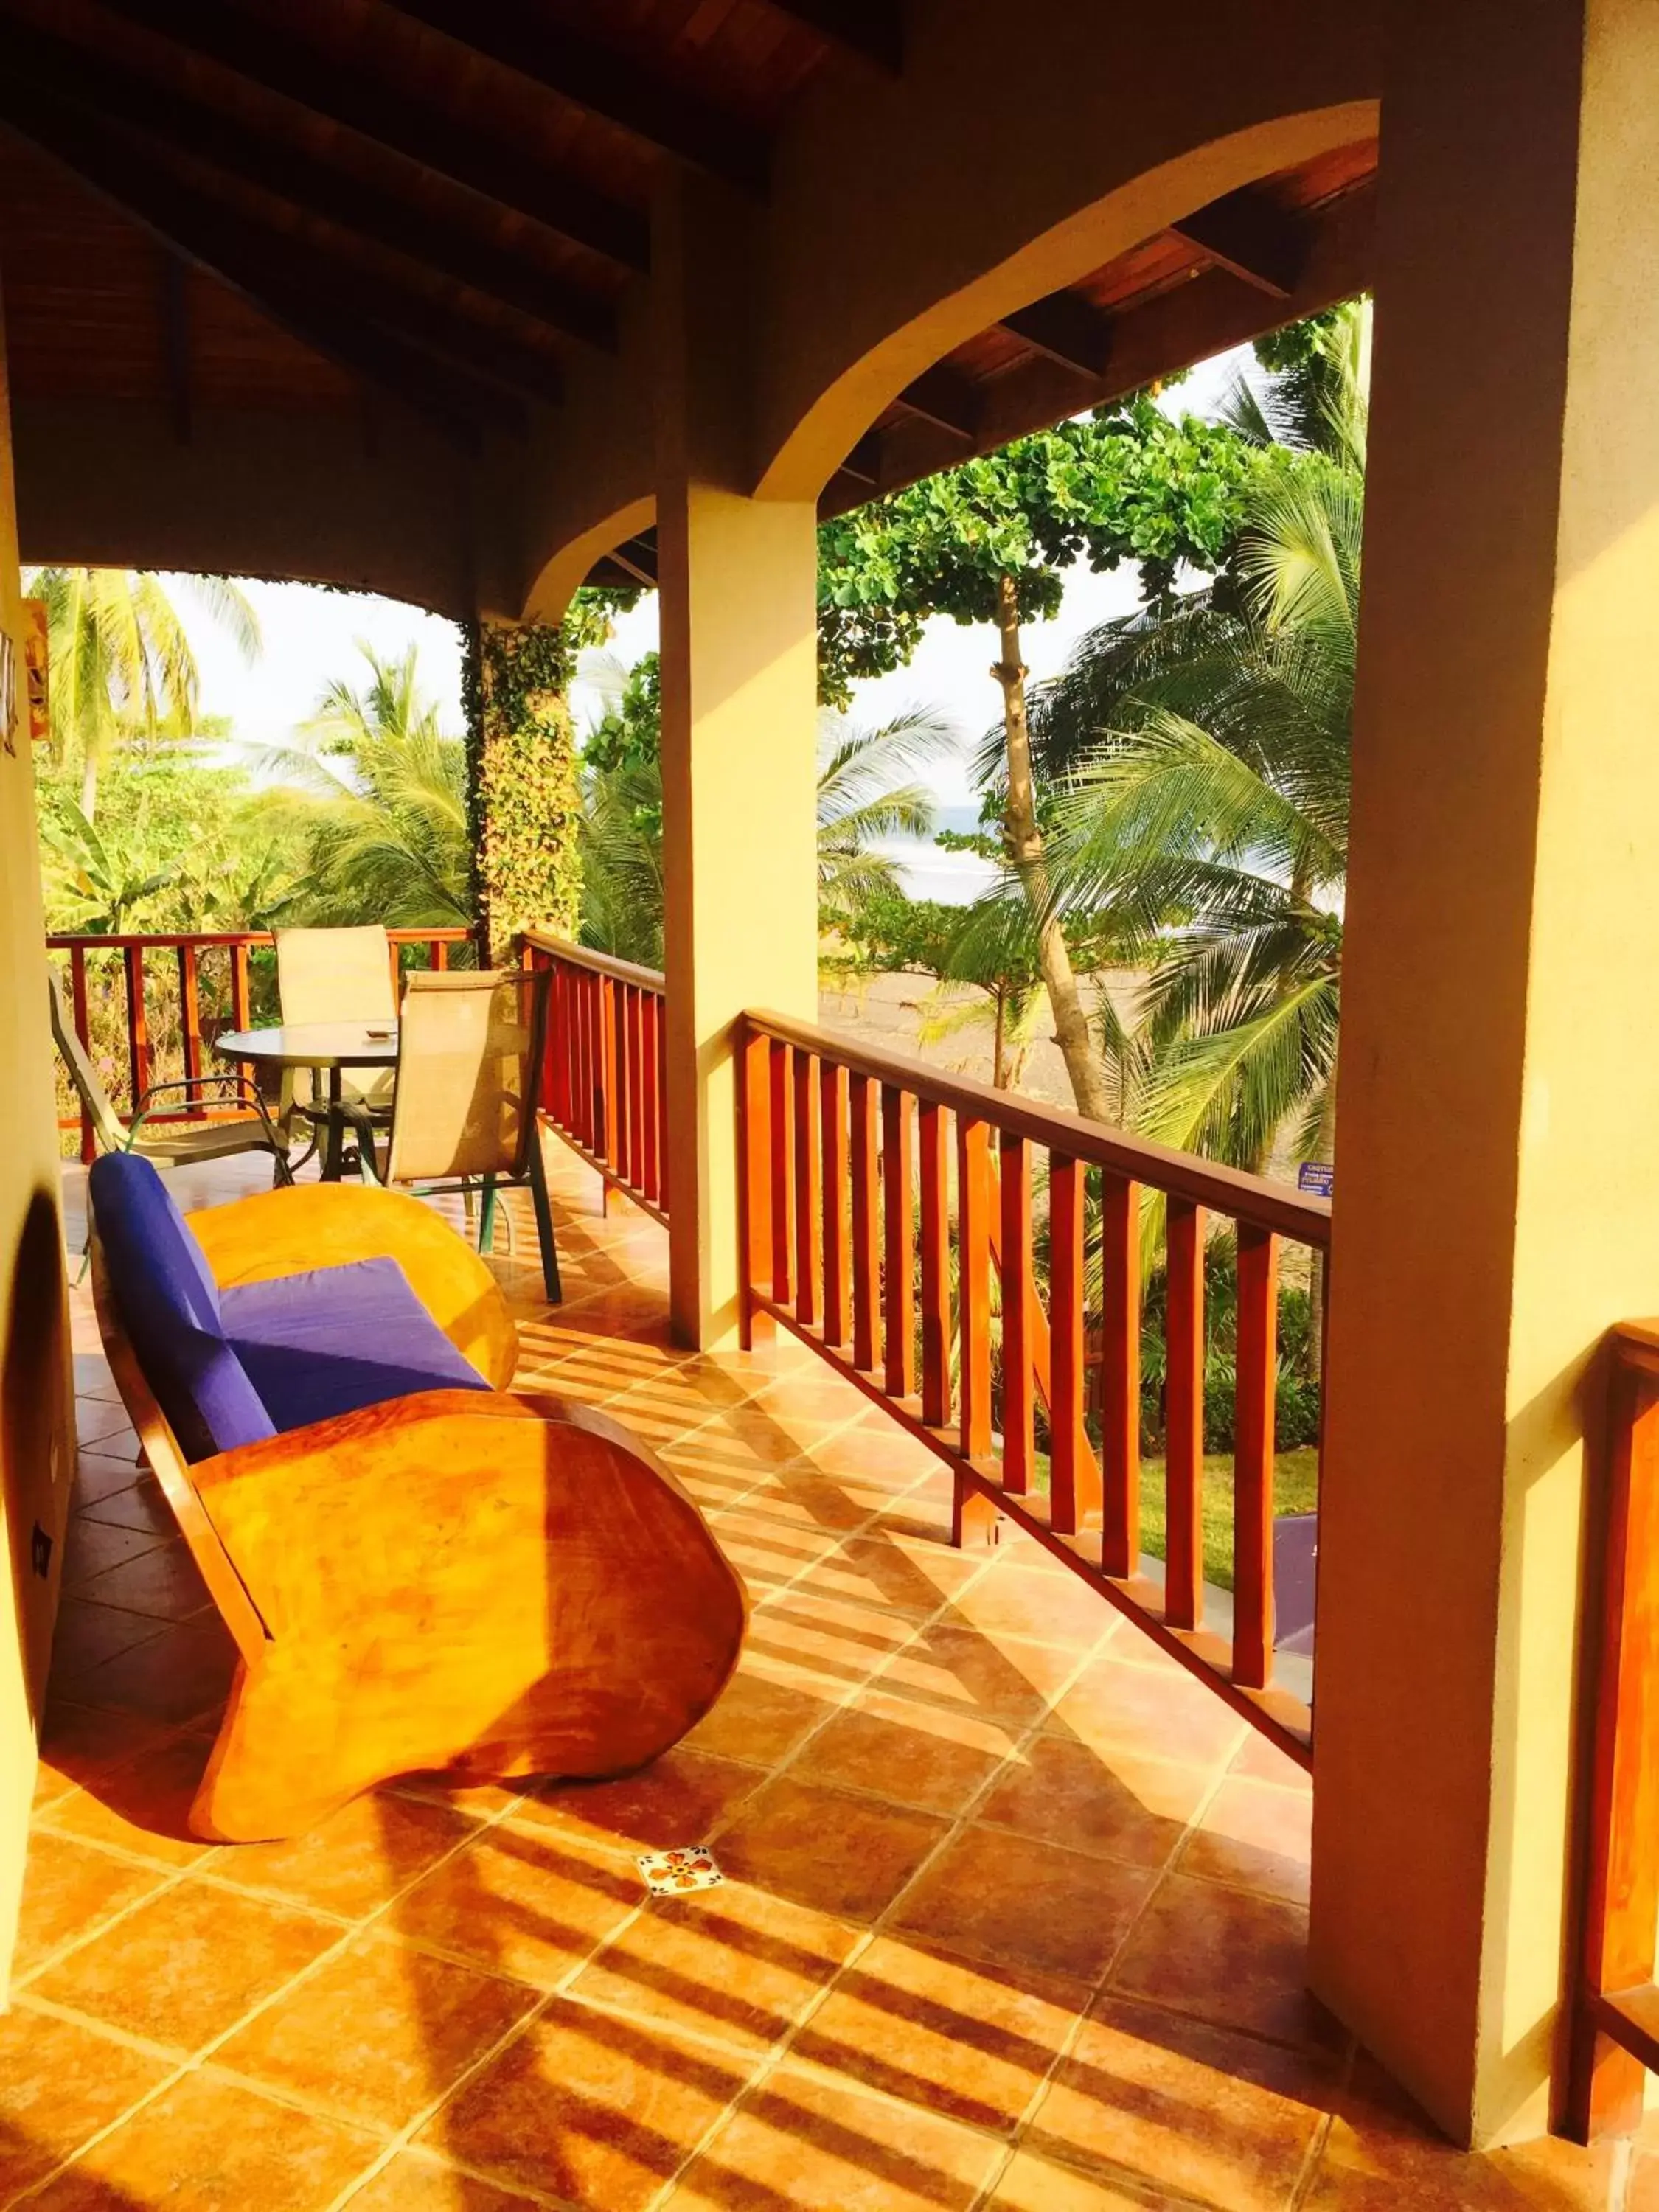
<box><xmin>173</xmin><ymin>342</ymin><xmax>1251</xmax><ymax>835</ymax></box>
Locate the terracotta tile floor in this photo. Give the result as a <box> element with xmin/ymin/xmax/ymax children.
<box><xmin>6</xmin><ymin>1145</ymin><xmax>1637</xmax><ymax>2210</ymax></box>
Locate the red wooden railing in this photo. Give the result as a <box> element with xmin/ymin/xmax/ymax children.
<box><xmin>1565</xmin><ymin>1322</ymin><xmax>1659</xmax><ymax>2139</ymax></box>
<box><xmin>738</xmin><ymin>1009</ymin><xmax>1331</xmax><ymax>1764</ymax></box>
<box><xmin>519</xmin><ymin>931</ymin><xmax>668</xmax><ymax>1225</ymax></box>
<box><xmin>47</xmin><ymin>928</ymin><xmax>473</xmax><ymax>1162</ymax></box>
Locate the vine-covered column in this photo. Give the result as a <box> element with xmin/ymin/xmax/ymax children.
<box><xmin>462</xmin><ymin>617</ymin><xmax>582</xmax><ymax>962</ymax></box>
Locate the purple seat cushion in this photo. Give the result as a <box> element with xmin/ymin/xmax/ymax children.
<box><xmin>90</xmin><ymin>1153</ymin><xmax>276</xmax><ymax>1462</ymax></box>
<box><xmin>220</xmin><ymin>1257</ymin><xmax>488</xmax><ymax>1433</ymax></box>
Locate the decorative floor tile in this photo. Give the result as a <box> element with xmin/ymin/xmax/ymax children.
<box><xmin>638</xmin><ymin>1843</ymin><xmax>724</xmax><ymax>1896</ymax></box>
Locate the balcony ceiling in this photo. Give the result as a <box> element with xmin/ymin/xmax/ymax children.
<box><xmin>0</xmin><ymin>0</ymin><xmax>1376</xmax><ymax>599</ymax></box>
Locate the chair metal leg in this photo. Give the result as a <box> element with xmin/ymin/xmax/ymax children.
<box><xmin>527</xmin><ymin>1137</ymin><xmax>562</xmax><ymax>1304</ymax></box>
<box><xmin>479</xmin><ymin>1177</ymin><xmax>498</xmax><ymax>1257</ymax></box>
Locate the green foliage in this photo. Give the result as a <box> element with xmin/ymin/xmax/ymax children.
<box><xmin>465</xmin><ymin>619</ymin><xmax>582</xmax><ymax>960</ymax></box>
<box><xmin>1038</xmin><ymin>304</ymin><xmax>1367</xmax><ymax>1173</ymax></box>
<box><xmin>815</xmin><ymin>397</ymin><xmax>1271</xmax><ymax>706</ymax></box>
<box><xmin>29</xmin><ymin>568</ymin><xmax>261</xmax><ymax>818</ymax></box>
<box><xmin>253</xmin><ymin>646</ymin><xmax>474</xmax><ymax>933</ymax></box>
<box><xmin>35</xmin><ymin>750</ymin><xmax>304</xmax><ymax>935</ymax></box>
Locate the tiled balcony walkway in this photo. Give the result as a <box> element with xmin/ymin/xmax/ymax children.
<box><xmin>5</xmin><ymin>1145</ymin><xmax>1632</xmax><ymax>2209</ymax></box>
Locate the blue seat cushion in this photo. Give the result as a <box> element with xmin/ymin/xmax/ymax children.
<box><xmin>90</xmin><ymin>1153</ymin><xmax>276</xmax><ymax>1462</ymax></box>
<box><xmin>220</xmin><ymin>1257</ymin><xmax>489</xmax><ymax>1433</ymax></box>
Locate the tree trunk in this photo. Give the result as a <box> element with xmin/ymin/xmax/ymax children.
<box><xmin>79</xmin><ymin>751</ymin><xmax>98</xmax><ymax>824</ymax></box>
<box><xmin>992</xmin><ymin>990</ymin><xmax>1006</xmax><ymax>1088</ymax></box>
<box><xmin>992</xmin><ymin>570</ymin><xmax>1113</xmax><ymax>1123</ymax></box>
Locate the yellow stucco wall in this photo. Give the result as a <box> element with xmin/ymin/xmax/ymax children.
<box><xmin>1311</xmin><ymin>0</ymin><xmax>1659</xmax><ymax>2145</ymax></box>
<box><xmin>0</xmin><ymin>299</ymin><xmax>74</xmax><ymax>1998</ymax></box>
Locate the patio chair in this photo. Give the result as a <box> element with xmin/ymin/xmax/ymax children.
<box><xmin>273</xmin><ymin>922</ymin><xmax>399</xmax><ymax>1142</ymax></box>
<box><xmin>49</xmin><ymin>968</ymin><xmax>293</xmax><ymax>1192</ymax></box>
<box><xmin>86</xmin><ymin>1152</ymin><xmax>746</xmax><ymax>1841</ymax></box>
<box><xmin>349</xmin><ymin>967</ymin><xmax>562</xmax><ymax>1301</ymax></box>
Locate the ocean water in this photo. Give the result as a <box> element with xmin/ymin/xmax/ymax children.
<box><xmin>876</xmin><ymin>803</ymin><xmax>1000</xmax><ymax>906</ymax></box>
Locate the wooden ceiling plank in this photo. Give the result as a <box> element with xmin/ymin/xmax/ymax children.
<box><xmin>381</xmin><ymin>0</ymin><xmax>770</xmax><ymax>189</ymax></box>
<box><xmin>1168</xmin><ymin>187</ymin><xmax>1307</xmax><ymax>299</ymax></box>
<box><xmin>0</xmin><ymin>95</ymin><xmax>510</xmax><ymax>443</ymax></box>
<box><xmin>85</xmin><ymin>0</ymin><xmax>652</xmax><ymax>271</ymax></box>
<box><xmin>0</xmin><ymin>17</ymin><xmax>617</xmax><ymax>349</ymax></box>
<box><xmin>996</xmin><ymin>290</ymin><xmax>1112</xmax><ymax>377</ymax></box>
<box><xmin>160</xmin><ymin>248</ymin><xmax>191</xmax><ymax>442</ymax></box>
<box><xmin>896</xmin><ymin>364</ymin><xmax>978</xmax><ymax>439</ymax></box>
<box><xmin>759</xmin><ymin>0</ymin><xmax>902</xmax><ymax>69</ymax></box>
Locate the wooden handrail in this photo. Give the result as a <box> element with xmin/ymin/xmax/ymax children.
<box><xmin>737</xmin><ymin>1009</ymin><xmax>1323</xmax><ymax>1768</ymax></box>
<box><xmin>745</xmin><ymin>1009</ymin><xmax>1331</xmax><ymax>1248</ymax></box>
<box><xmin>518</xmin><ymin>928</ymin><xmax>667</xmax><ymax>995</ymax></box>
<box><xmin>46</xmin><ymin>928</ymin><xmax>474</xmax><ymax>951</ymax></box>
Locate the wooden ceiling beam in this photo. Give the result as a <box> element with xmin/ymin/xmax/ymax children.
<box><xmin>760</xmin><ymin>1</ymin><xmax>903</xmax><ymax>70</ymax></box>
<box><xmin>608</xmin><ymin>536</ymin><xmax>658</xmax><ymax>588</ymax></box>
<box><xmin>0</xmin><ymin>17</ymin><xmax>617</xmax><ymax>351</ymax></box>
<box><xmin>896</xmin><ymin>365</ymin><xmax>979</xmax><ymax>440</ymax></box>
<box><xmin>1168</xmin><ymin>186</ymin><xmax>1307</xmax><ymax>299</ymax></box>
<box><xmin>86</xmin><ymin>0</ymin><xmax>651</xmax><ymax>271</ymax></box>
<box><xmin>381</xmin><ymin>0</ymin><xmax>770</xmax><ymax>191</ymax></box>
<box><xmin>838</xmin><ymin>434</ymin><xmax>882</xmax><ymax>487</ymax></box>
<box><xmin>997</xmin><ymin>291</ymin><xmax>1113</xmax><ymax>378</ymax></box>
<box><xmin>0</xmin><ymin>93</ymin><xmax>521</xmax><ymax>444</ymax></box>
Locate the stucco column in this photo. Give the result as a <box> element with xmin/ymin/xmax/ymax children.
<box><xmin>654</xmin><ymin>177</ymin><xmax>819</xmax><ymax>1349</ymax></box>
<box><xmin>1310</xmin><ymin>0</ymin><xmax>1659</xmax><ymax>2146</ymax></box>
<box><xmin>0</xmin><ymin>284</ymin><xmax>74</xmax><ymax>1995</ymax></box>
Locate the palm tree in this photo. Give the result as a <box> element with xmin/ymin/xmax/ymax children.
<box><xmin>815</xmin><ymin>705</ymin><xmax>951</xmax><ymax>927</ymax></box>
<box><xmin>29</xmin><ymin>568</ymin><xmax>261</xmax><ymax>818</ymax></box>
<box><xmin>254</xmin><ymin>644</ymin><xmax>474</xmax><ymax>930</ymax></box>
<box><xmin>1037</xmin><ymin>304</ymin><xmax>1366</xmax><ymax>1178</ymax></box>
<box><xmin>574</xmin><ymin>658</ymin><xmax>955</xmax><ymax>961</ymax></box>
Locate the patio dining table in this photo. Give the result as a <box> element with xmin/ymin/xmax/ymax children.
<box><xmin>214</xmin><ymin>1021</ymin><xmax>399</xmax><ymax>1183</ymax></box>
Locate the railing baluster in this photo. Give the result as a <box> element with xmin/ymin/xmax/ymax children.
<box><xmin>69</xmin><ymin>945</ymin><xmax>94</xmax><ymax>1163</ymax></box>
<box><xmin>1000</xmin><ymin>1131</ymin><xmax>1034</xmax><ymax>1493</ymax></box>
<box><xmin>882</xmin><ymin>1085</ymin><xmax>916</xmax><ymax>1400</ymax></box>
<box><xmin>739</xmin><ymin>1020</ymin><xmax>773</xmax><ymax>1350</ymax></box>
<box><xmin>821</xmin><ymin>1060</ymin><xmax>851</xmax><ymax>1349</ymax></box>
<box><xmin>1049</xmin><ymin>1152</ymin><xmax>1092</xmax><ymax>1534</ymax></box>
<box><xmin>122</xmin><ymin>945</ymin><xmax>150</xmax><ymax>1111</ymax></box>
<box><xmin>768</xmin><ymin>1039</ymin><xmax>795</xmax><ymax>1305</ymax></box>
<box><xmin>1165</xmin><ymin>1197</ymin><xmax>1206</xmax><ymax>1630</ymax></box>
<box><xmin>600</xmin><ymin>975</ymin><xmax>620</xmax><ymax>1197</ymax></box>
<box><xmin>1233</xmin><ymin>1222</ymin><xmax>1279</xmax><ymax>1688</ymax></box>
<box><xmin>626</xmin><ymin>986</ymin><xmax>645</xmax><ymax>1193</ymax></box>
<box><xmin>794</xmin><ymin>1051</ymin><xmax>822</xmax><ymax>1328</ymax></box>
<box><xmin>177</xmin><ymin>942</ymin><xmax>204</xmax><ymax>1118</ymax></box>
<box><xmin>641</xmin><ymin>988</ymin><xmax>662</xmax><ymax>1204</ymax></box>
<box><xmin>230</xmin><ymin>939</ymin><xmax>251</xmax><ymax>1032</ymax></box>
<box><xmin>958</xmin><ymin>1115</ymin><xmax>992</xmax><ymax>1461</ymax></box>
<box><xmin>655</xmin><ymin>987</ymin><xmax>669</xmax><ymax>1213</ymax></box>
<box><xmin>1567</xmin><ymin>1346</ymin><xmax>1659</xmax><ymax>2138</ymax></box>
<box><xmin>919</xmin><ymin>1099</ymin><xmax>950</xmax><ymax>1427</ymax></box>
<box><xmin>1100</xmin><ymin>1171</ymin><xmax>1141</xmax><ymax>1579</ymax></box>
<box><xmin>850</xmin><ymin>1073</ymin><xmax>880</xmax><ymax>1372</ymax></box>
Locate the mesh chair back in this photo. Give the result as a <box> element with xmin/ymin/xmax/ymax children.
<box><xmin>275</xmin><ymin>925</ymin><xmax>397</xmax><ymax>1027</ymax></box>
<box><xmin>48</xmin><ymin>968</ymin><xmax>128</xmax><ymax>1154</ymax></box>
<box><xmin>275</xmin><ymin>925</ymin><xmax>397</xmax><ymax>1114</ymax></box>
<box><xmin>385</xmin><ymin>969</ymin><xmax>550</xmax><ymax>1186</ymax></box>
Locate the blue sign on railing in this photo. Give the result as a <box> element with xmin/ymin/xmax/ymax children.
<box><xmin>1298</xmin><ymin>1161</ymin><xmax>1335</xmax><ymax>1198</ymax></box>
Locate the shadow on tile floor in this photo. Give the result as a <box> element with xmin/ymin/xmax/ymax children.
<box><xmin>5</xmin><ymin>1146</ymin><xmax>1632</xmax><ymax>2211</ymax></box>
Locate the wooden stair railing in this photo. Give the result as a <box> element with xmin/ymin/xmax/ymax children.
<box><xmin>1565</xmin><ymin>1321</ymin><xmax>1659</xmax><ymax>2139</ymax></box>
<box><xmin>737</xmin><ymin>1008</ymin><xmax>1330</xmax><ymax>1766</ymax></box>
<box><xmin>519</xmin><ymin>931</ymin><xmax>667</xmax><ymax>1222</ymax></box>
